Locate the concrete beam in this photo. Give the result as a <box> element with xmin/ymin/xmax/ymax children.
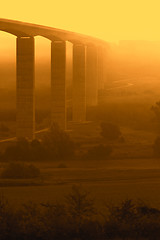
<box><xmin>16</xmin><ymin>36</ymin><xmax>35</xmax><ymax>140</ymax></box>
<box><xmin>51</xmin><ymin>41</ymin><xmax>73</xmax><ymax>129</ymax></box>
<box><xmin>86</xmin><ymin>45</ymin><xmax>98</xmax><ymax>106</ymax></box>
<box><xmin>72</xmin><ymin>44</ymin><xmax>86</xmax><ymax>122</ymax></box>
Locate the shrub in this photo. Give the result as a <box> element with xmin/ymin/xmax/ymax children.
<box><xmin>1</xmin><ymin>163</ymin><xmax>40</xmax><ymax>179</ymax></box>
<box><xmin>100</xmin><ymin>122</ymin><xmax>122</xmax><ymax>141</ymax></box>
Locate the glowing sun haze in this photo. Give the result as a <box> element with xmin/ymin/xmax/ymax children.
<box><xmin>1</xmin><ymin>0</ymin><xmax>160</xmax><ymax>42</ymax></box>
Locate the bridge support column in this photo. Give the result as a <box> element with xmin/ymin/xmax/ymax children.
<box><xmin>86</xmin><ymin>45</ymin><xmax>98</xmax><ymax>106</ymax></box>
<box><xmin>51</xmin><ymin>41</ymin><xmax>72</xmax><ymax>130</ymax></box>
<box><xmin>73</xmin><ymin>44</ymin><xmax>86</xmax><ymax>122</ymax></box>
<box><xmin>16</xmin><ymin>37</ymin><xmax>35</xmax><ymax>140</ymax></box>
<box><xmin>102</xmin><ymin>47</ymin><xmax>109</xmax><ymax>88</ymax></box>
<box><xmin>97</xmin><ymin>46</ymin><xmax>105</xmax><ymax>90</ymax></box>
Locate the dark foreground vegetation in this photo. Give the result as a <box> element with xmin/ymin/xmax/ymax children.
<box><xmin>0</xmin><ymin>186</ymin><xmax>159</xmax><ymax>240</ymax></box>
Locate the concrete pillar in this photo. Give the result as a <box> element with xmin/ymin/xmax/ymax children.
<box><xmin>97</xmin><ymin>46</ymin><xmax>104</xmax><ymax>90</ymax></box>
<box><xmin>86</xmin><ymin>45</ymin><xmax>98</xmax><ymax>106</ymax></box>
<box><xmin>102</xmin><ymin>46</ymin><xmax>109</xmax><ymax>88</ymax></box>
<box><xmin>51</xmin><ymin>41</ymin><xmax>72</xmax><ymax>130</ymax></box>
<box><xmin>73</xmin><ymin>44</ymin><xmax>86</xmax><ymax>122</ymax></box>
<box><xmin>16</xmin><ymin>36</ymin><xmax>35</xmax><ymax>140</ymax></box>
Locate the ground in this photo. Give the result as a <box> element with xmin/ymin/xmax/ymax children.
<box><xmin>0</xmin><ymin>158</ymin><xmax>160</xmax><ymax>210</ymax></box>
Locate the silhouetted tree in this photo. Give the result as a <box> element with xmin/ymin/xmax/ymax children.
<box><xmin>65</xmin><ymin>185</ymin><xmax>95</xmax><ymax>219</ymax></box>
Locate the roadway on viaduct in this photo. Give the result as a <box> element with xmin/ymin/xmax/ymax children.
<box><xmin>0</xmin><ymin>18</ymin><xmax>110</xmax><ymax>140</ymax></box>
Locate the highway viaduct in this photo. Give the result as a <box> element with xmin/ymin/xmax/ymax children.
<box><xmin>0</xmin><ymin>19</ymin><xmax>109</xmax><ymax>140</ymax></box>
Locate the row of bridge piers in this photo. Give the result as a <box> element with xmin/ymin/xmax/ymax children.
<box><xmin>16</xmin><ymin>36</ymin><xmax>107</xmax><ymax>140</ymax></box>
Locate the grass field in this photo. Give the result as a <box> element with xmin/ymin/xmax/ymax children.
<box><xmin>0</xmin><ymin>158</ymin><xmax>160</xmax><ymax>210</ymax></box>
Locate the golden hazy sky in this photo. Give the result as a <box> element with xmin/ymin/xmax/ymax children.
<box><xmin>1</xmin><ymin>0</ymin><xmax>160</xmax><ymax>42</ymax></box>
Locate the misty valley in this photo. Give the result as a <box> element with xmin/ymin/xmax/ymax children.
<box><xmin>1</xmin><ymin>38</ymin><xmax>160</xmax><ymax>239</ymax></box>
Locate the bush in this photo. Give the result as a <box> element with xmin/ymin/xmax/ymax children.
<box><xmin>84</xmin><ymin>144</ymin><xmax>112</xmax><ymax>160</ymax></box>
<box><xmin>1</xmin><ymin>163</ymin><xmax>40</xmax><ymax>179</ymax></box>
<box><xmin>100</xmin><ymin>122</ymin><xmax>122</xmax><ymax>141</ymax></box>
